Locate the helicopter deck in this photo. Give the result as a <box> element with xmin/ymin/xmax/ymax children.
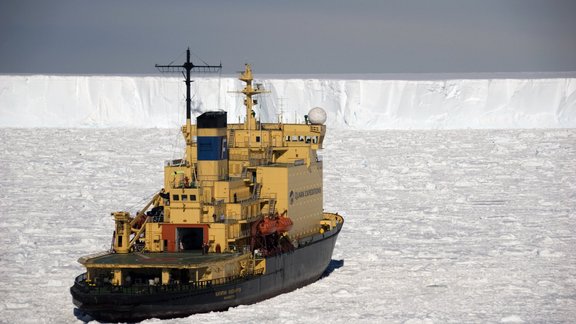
<box><xmin>80</xmin><ymin>252</ymin><xmax>240</xmax><ymax>269</ymax></box>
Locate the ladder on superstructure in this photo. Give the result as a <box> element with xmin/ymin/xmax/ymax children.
<box><xmin>268</xmin><ymin>199</ymin><xmax>276</xmax><ymax>215</ymax></box>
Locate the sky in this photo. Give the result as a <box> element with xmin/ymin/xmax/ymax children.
<box><xmin>0</xmin><ymin>0</ymin><xmax>575</xmax><ymax>75</ymax></box>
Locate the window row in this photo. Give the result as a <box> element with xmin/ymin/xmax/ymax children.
<box><xmin>285</xmin><ymin>135</ymin><xmax>318</xmax><ymax>144</ymax></box>
<box><xmin>172</xmin><ymin>194</ymin><xmax>197</xmax><ymax>202</ymax></box>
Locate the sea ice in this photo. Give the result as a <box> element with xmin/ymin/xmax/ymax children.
<box><xmin>0</xmin><ymin>128</ymin><xmax>574</xmax><ymax>323</ymax></box>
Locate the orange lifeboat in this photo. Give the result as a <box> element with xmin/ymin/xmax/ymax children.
<box><xmin>258</xmin><ymin>218</ymin><xmax>277</xmax><ymax>235</ymax></box>
<box><xmin>276</xmin><ymin>216</ymin><xmax>293</xmax><ymax>233</ymax></box>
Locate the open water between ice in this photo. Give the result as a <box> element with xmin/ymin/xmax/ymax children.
<box><xmin>0</xmin><ymin>128</ymin><xmax>575</xmax><ymax>323</ymax></box>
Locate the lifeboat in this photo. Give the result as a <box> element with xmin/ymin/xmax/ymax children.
<box><xmin>276</xmin><ymin>216</ymin><xmax>293</xmax><ymax>233</ymax></box>
<box><xmin>258</xmin><ymin>217</ymin><xmax>277</xmax><ymax>235</ymax></box>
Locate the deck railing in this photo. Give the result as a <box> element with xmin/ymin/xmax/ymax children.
<box><xmin>73</xmin><ymin>273</ymin><xmax>252</xmax><ymax>296</ymax></box>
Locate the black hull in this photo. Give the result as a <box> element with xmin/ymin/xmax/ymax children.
<box><xmin>71</xmin><ymin>223</ymin><xmax>342</xmax><ymax>322</ymax></box>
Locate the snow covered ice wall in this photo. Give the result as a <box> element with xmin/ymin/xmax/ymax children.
<box><xmin>1</xmin><ymin>75</ymin><xmax>575</xmax><ymax>129</ymax></box>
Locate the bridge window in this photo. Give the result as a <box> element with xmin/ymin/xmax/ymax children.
<box><xmin>173</xmin><ymin>195</ymin><xmax>180</xmax><ymax>201</ymax></box>
<box><xmin>182</xmin><ymin>195</ymin><xmax>188</xmax><ymax>201</ymax></box>
<box><xmin>256</xmin><ymin>136</ymin><xmax>261</xmax><ymax>142</ymax></box>
<box><xmin>190</xmin><ymin>195</ymin><xmax>197</xmax><ymax>201</ymax></box>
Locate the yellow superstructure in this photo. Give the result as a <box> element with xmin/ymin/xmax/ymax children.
<box><xmin>145</xmin><ymin>64</ymin><xmax>326</xmax><ymax>253</ymax></box>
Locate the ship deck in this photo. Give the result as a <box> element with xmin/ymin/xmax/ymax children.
<box><xmin>80</xmin><ymin>251</ymin><xmax>241</xmax><ymax>269</ymax></box>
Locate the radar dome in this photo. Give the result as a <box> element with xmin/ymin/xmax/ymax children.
<box><xmin>307</xmin><ymin>107</ymin><xmax>327</xmax><ymax>125</ymax></box>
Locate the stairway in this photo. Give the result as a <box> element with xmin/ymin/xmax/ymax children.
<box><xmin>253</xmin><ymin>183</ymin><xmax>262</xmax><ymax>199</ymax></box>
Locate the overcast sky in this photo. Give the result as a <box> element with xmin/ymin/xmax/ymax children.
<box><xmin>1</xmin><ymin>0</ymin><xmax>575</xmax><ymax>75</ymax></box>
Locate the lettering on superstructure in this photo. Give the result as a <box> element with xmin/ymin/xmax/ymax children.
<box><xmin>289</xmin><ymin>188</ymin><xmax>322</xmax><ymax>205</ymax></box>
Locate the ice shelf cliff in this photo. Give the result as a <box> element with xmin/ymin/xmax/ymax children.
<box><xmin>1</xmin><ymin>75</ymin><xmax>575</xmax><ymax>129</ymax></box>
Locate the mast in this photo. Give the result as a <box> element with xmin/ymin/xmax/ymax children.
<box><xmin>155</xmin><ymin>48</ymin><xmax>222</xmax><ymax>130</ymax></box>
<box><xmin>232</xmin><ymin>64</ymin><xmax>270</xmax><ymax>130</ymax></box>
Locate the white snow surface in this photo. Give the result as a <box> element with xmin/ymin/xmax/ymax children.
<box><xmin>1</xmin><ymin>128</ymin><xmax>575</xmax><ymax>323</ymax></box>
<box><xmin>1</xmin><ymin>75</ymin><xmax>576</xmax><ymax>129</ymax></box>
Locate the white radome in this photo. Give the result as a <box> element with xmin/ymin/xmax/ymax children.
<box><xmin>308</xmin><ymin>107</ymin><xmax>327</xmax><ymax>125</ymax></box>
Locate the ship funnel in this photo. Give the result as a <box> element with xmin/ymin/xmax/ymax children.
<box><xmin>196</xmin><ymin>111</ymin><xmax>228</xmax><ymax>181</ymax></box>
